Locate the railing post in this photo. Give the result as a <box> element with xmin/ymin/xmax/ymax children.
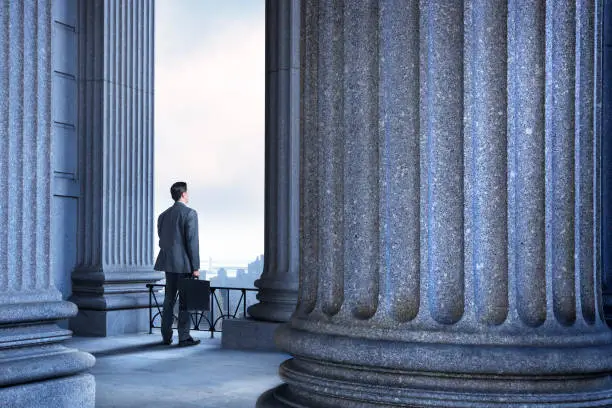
<box><xmin>210</xmin><ymin>288</ymin><xmax>215</xmax><ymax>338</ymax></box>
<box><xmin>242</xmin><ymin>289</ymin><xmax>247</xmax><ymax>318</ymax></box>
<box><xmin>226</xmin><ymin>289</ymin><xmax>230</xmax><ymax>318</ymax></box>
<box><xmin>148</xmin><ymin>284</ymin><xmax>152</xmax><ymax>334</ymax></box>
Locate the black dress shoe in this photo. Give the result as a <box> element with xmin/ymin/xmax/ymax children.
<box><xmin>178</xmin><ymin>337</ymin><xmax>201</xmax><ymax>347</ymax></box>
<box><xmin>162</xmin><ymin>338</ymin><xmax>173</xmax><ymax>345</ymax></box>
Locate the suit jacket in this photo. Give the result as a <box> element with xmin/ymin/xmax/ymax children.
<box><xmin>154</xmin><ymin>202</ymin><xmax>200</xmax><ymax>274</ymax></box>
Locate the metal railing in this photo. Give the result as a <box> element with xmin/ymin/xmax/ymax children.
<box><xmin>146</xmin><ymin>283</ymin><xmax>258</xmax><ymax>338</ymax></box>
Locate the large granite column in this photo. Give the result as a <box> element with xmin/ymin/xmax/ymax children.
<box><xmin>0</xmin><ymin>1</ymin><xmax>95</xmax><ymax>406</ymax></box>
<box><xmin>259</xmin><ymin>1</ymin><xmax>612</xmax><ymax>407</ymax></box>
<box><xmin>602</xmin><ymin>0</ymin><xmax>612</xmax><ymax>324</ymax></box>
<box><xmin>249</xmin><ymin>0</ymin><xmax>300</xmax><ymax>323</ymax></box>
<box><xmin>70</xmin><ymin>0</ymin><xmax>161</xmax><ymax>336</ymax></box>
<box><xmin>222</xmin><ymin>0</ymin><xmax>300</xmax><ymax>350</ymax></box>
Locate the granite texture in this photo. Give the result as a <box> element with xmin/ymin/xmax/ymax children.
<box><xmin>0</xmin><ymin>0</ymin><xmax>56</xmax><ymax>306</ymax></box>
<box><xmin>70</xmin><ymin>0</ymin><xmax>162</xmax><ymax>336</ymax></box>
<box><xmin>0</xmin><ymin>344</ymin><xmax>95</xmax><ymax>387</ymax></box>
<box><xmin>0</xmin><ymin>2</ymin><xmax>95</xmax><ymax>406</ymax></box>
<box><xmin>507</xmin><ymin>0</ymin><xmax>547</xmax><ymax>327</ymax></box>
<box><xmin>0</xmin><ymin>374</ymin><xmax>95</xmax><ymax>408</ymax></box>
<box><xmin>546</xmin><ymin>0</ymin><xmax>579</xmax><ymax>326</ymax></box>
<box><xmin>0</xmin><ymin>300</ymin><xmax>77</xmax><ymax>324</ymax></box>
<box><xmin>259</xmin><ymin>1</ymin><xmax>612</xmax><ymax>407</ymax></box>
<box><xmin>247</xmin><ymin>0</ymin><xmax>300</xmax><ymax>324</ymax></box>
<box><xmin>70</xmin><ymin>308</ymin><xmax>151</xmax><ymax>337</ymax></box>
<box><xmin>466</xmin><ymin>0</ymin><xmax>508</xmax><ymax>325</ymax></box>
<box><xmin>221</xmin><ymin>318</ymin><xmax>281</xmax><ymax>351</ymax></box>
<box><xmin>0</xmin><ymin>305</ymin><xmax>95</xmax><ymax>405</ymax></box>
<box><xmin>378</xmin><ymin>0</ymin><xmax>420</xmax><ymax>323</ymax></box>
<box><xmin>603</xmin><ymin>0</ymin><xmax>612</xmax><ymax>320</ymax></box>
<box><xmin>420</xmin><ymin>1</ymin><xmax>466</xmax><ymax>326</ymax></box>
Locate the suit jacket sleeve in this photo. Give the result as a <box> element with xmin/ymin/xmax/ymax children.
<box><xmin>184</xmin><ymin>210</ymin><xmax>200</xmax><ymax>271</ymax></box>
<box><xmin>157</xmin><ymin>212</ymin><xmax>163</xmax><ymax>248</ymax></box>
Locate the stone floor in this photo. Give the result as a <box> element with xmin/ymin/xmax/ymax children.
<box><xmin>66</xmin><ymin>331</ymin><xmax>288</xmax><ymax>408</ymax></box>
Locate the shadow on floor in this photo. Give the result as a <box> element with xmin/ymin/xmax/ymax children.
<box><xmin>66</xmin><ymin>332</ymin><xmax>287</xmax><ymax>408</ymax></box>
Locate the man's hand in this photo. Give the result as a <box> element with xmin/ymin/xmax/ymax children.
<box><xmin>192</xmin><ymin>270</ymin><xmax>200</xmax><ymax>278</ymax></box>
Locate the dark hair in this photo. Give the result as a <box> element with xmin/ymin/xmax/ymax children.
<box><xmin>170</xmin><ymin>182</ymin><xmax>187</xmax><ymax>201</ymax></box>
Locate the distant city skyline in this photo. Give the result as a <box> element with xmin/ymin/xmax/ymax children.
<box><xmin>154</xmin><ymin>1</ymin><xmax>265</xmax><ymax>266</ymax></box>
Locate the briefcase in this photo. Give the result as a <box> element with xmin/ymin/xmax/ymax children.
<box><xmin>178</xmin><ymin>278</ymin><xmax>210</xmax><ymax>312</ymax></box>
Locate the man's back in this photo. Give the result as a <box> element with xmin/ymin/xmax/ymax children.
<box><xmin>154</xmin><ymin>202</ymin><xmax>200</xmax><ymax>274</ymax></box>
<box><xmin>156</xmin><ymin>181</ymin><xmax>202</xmax><ymax>347</ymax></box>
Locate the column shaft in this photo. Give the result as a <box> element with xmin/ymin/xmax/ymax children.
<box><xmin>315</xmin><ymin>0</ymin><xmax>344</xmax><ymax>317</ymax></box>
<box><xmin>260</xmin><ymin>1</ymin><xmax>612</xmax><ymax>407</ymax></box>
<box><xmin>422</xmin><ymin>1</ymin><xmax>465</xmax><ymax>325</ymax></box>
<box><xmin>248</xmin><ymin>0</ymin><xmax>300</xmax><ymax>323</ymax></box>
<box><xmin>508</xmin><ymin>0</ymin><xmax>547</xmax><ymax>327</ymax></box>
<box><xmin>0</xmin><ymin>2</ymin><xmax>95</xmax><ymax>406</ymax></box>
<box><xmin>297</xmin><ymin>0</ymin><xmax>319</xmax><ymax>317</ymax></box>
<box><xmin>379</xmin><ymin>0</ymin><xmax>420</xmax><ymax>322</ymax></box>
<box><xmin>546</xmin><ymin>0</ymin><xmax>577</xmax><ymax>326</ymax></box>
<box><xmin>70</xmin><ymin>0</ymin><xmax>160</xmax><ymax>336</ymax></box>
<box><xmin>467</xmin><ymin>0</ymin><xmax>508</xmax><ymax>325</ymax></box>
<box><xmin>343</xmin><ymin>1</ymin><xmax>380</xmax><ymax>320</ymax></box>
<box><xmin>602</xmin><ymin>0</ymin><xmax>612</xmax><ymax>322</ymax></box>
<box><xmin>575</xmin><ymin>0</ymin><xmax>598</xmax><ymax>323</ymax></box>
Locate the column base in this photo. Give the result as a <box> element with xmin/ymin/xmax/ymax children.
<box><xmin>70</xmin><ymin>268</ymin><xmax>163</xmax><ymax>336</ymax></box>
<box><xmin>258</xmin><ymin>382</ymin><xmax>612</xmax><ymax>408</ymax></box>
<box><xmin>221</xmin><ymin>318</ymin><xmax>282</xmax><ymax>351</ymax></box>
<box><xmin>0</xmin><ymin>373</ymin><xmax>95</xmax><ymax>408</ymax></box>
<box><xmin>247</xmin><ymin>285</ymin><xmax>297</xmax><ymax>323</ymax></box>
<box><xmin>257</xmin><ymin>325</ymin><xmax>612</xmax><ymax>407</ymax></box>
<box><xmin>71</xmin><ymin>308</ymin><xmax>150</xmax><ymax>336</ymax></box>
<box><xmin>248</xmin><ymin>302</ymin><xmax>295</xmax><ymax>322</ymax></box>
<box><xmin>0</xmin><ymin>319</ymin><xmax>96</xmax><ymax>408</ymax></box>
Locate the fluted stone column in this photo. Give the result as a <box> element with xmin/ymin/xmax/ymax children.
<box><xmin>602</xmin><ymin>1</ymin><xmax>612</xmax><ymax>324</ymax></box>
<box><xmin>0</xmin><ymin>1</ymin><xmax>95</xmax><ymax>406</ymax></box>
<box><xmin>248</xmin><ymin>0</ymin><xmax>300</xmax><ymax>323</ymax></box>
<box><xmin>70</xmin><ymin>0</ymin><xmax>161</xmax><ymax>336</ymax></box>
<box><xmin>222</xmin><ymin>0</ymin><xmax>300</xmax><ymax>351</ymax></box>
<box><xmin>259</xmin><ymin>1</ymin><xmax>612</xmax><ymax>407</ymax></box>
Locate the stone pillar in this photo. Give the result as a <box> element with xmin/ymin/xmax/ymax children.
<box><xmin>259</xmin><ymin>1</ymin><xmax>612</xmax><ymax>407</ymax></box>
<box><xmin>0</xmin><ymin>1</ymin><xmax>95</xmax><ymax>406</ymax></box>
<box><xmin>602</xmin><ymin>0</ymin><xmax>612</xmax><ymax>324</ymax></box>
<box><xmin>70</xmin><ymin>0</ymin><xmax>161</xmax><ymax>336</ymax></box>
<box><xmin>222</xmin><ymin>0</ymin><xmax>300</xmax><ymax>350</ymax></box>
<box><xmin>248</xmin><ymin>0</ymin><xmax>300</xmax><ymax>323</ymax></box>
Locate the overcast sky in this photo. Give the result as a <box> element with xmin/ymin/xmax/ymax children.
<box><xmin>155</xmin><ymin>0</ymin><xmax>265</xmax><ymax>267</ymax></box>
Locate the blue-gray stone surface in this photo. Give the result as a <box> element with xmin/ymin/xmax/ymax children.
<box><xmin>0</xmin><ymin>2</ymin><xmax>95</xmax><ymax>407</ymax></box>
<box><xmin>67</xmin><ymin>333</ymin><xmax>287</xmax><ymax>408</ymax></box>
<box><xmin>222</xmin><ymin>318</ymin><xmax>281</xmax><ymax>351</ymax></box>
<box><xmin>248</xmin><ymin>0</ymin><xmax>300</xmax><ymax>325</ymax></box>
<box><xmin>259</xmin><ymin>1</ymin><xmax>612</xmax><ymax>407</ymax></box>
<box><xmin>70</xmin><ymin>0</ymin><xmax>162</xmax><ymax>337</ymax></box>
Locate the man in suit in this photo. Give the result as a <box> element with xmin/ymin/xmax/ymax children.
<box><xmin>154</xmin><ymin>181</ymin><xmax>201</xmax><ymax>347</ymax></box>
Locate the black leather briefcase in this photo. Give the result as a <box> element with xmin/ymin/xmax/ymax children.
<box><xmin>178</xmin><ymin>278</ymin><xmax>210</xmax><ymax>312</ymax></box>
